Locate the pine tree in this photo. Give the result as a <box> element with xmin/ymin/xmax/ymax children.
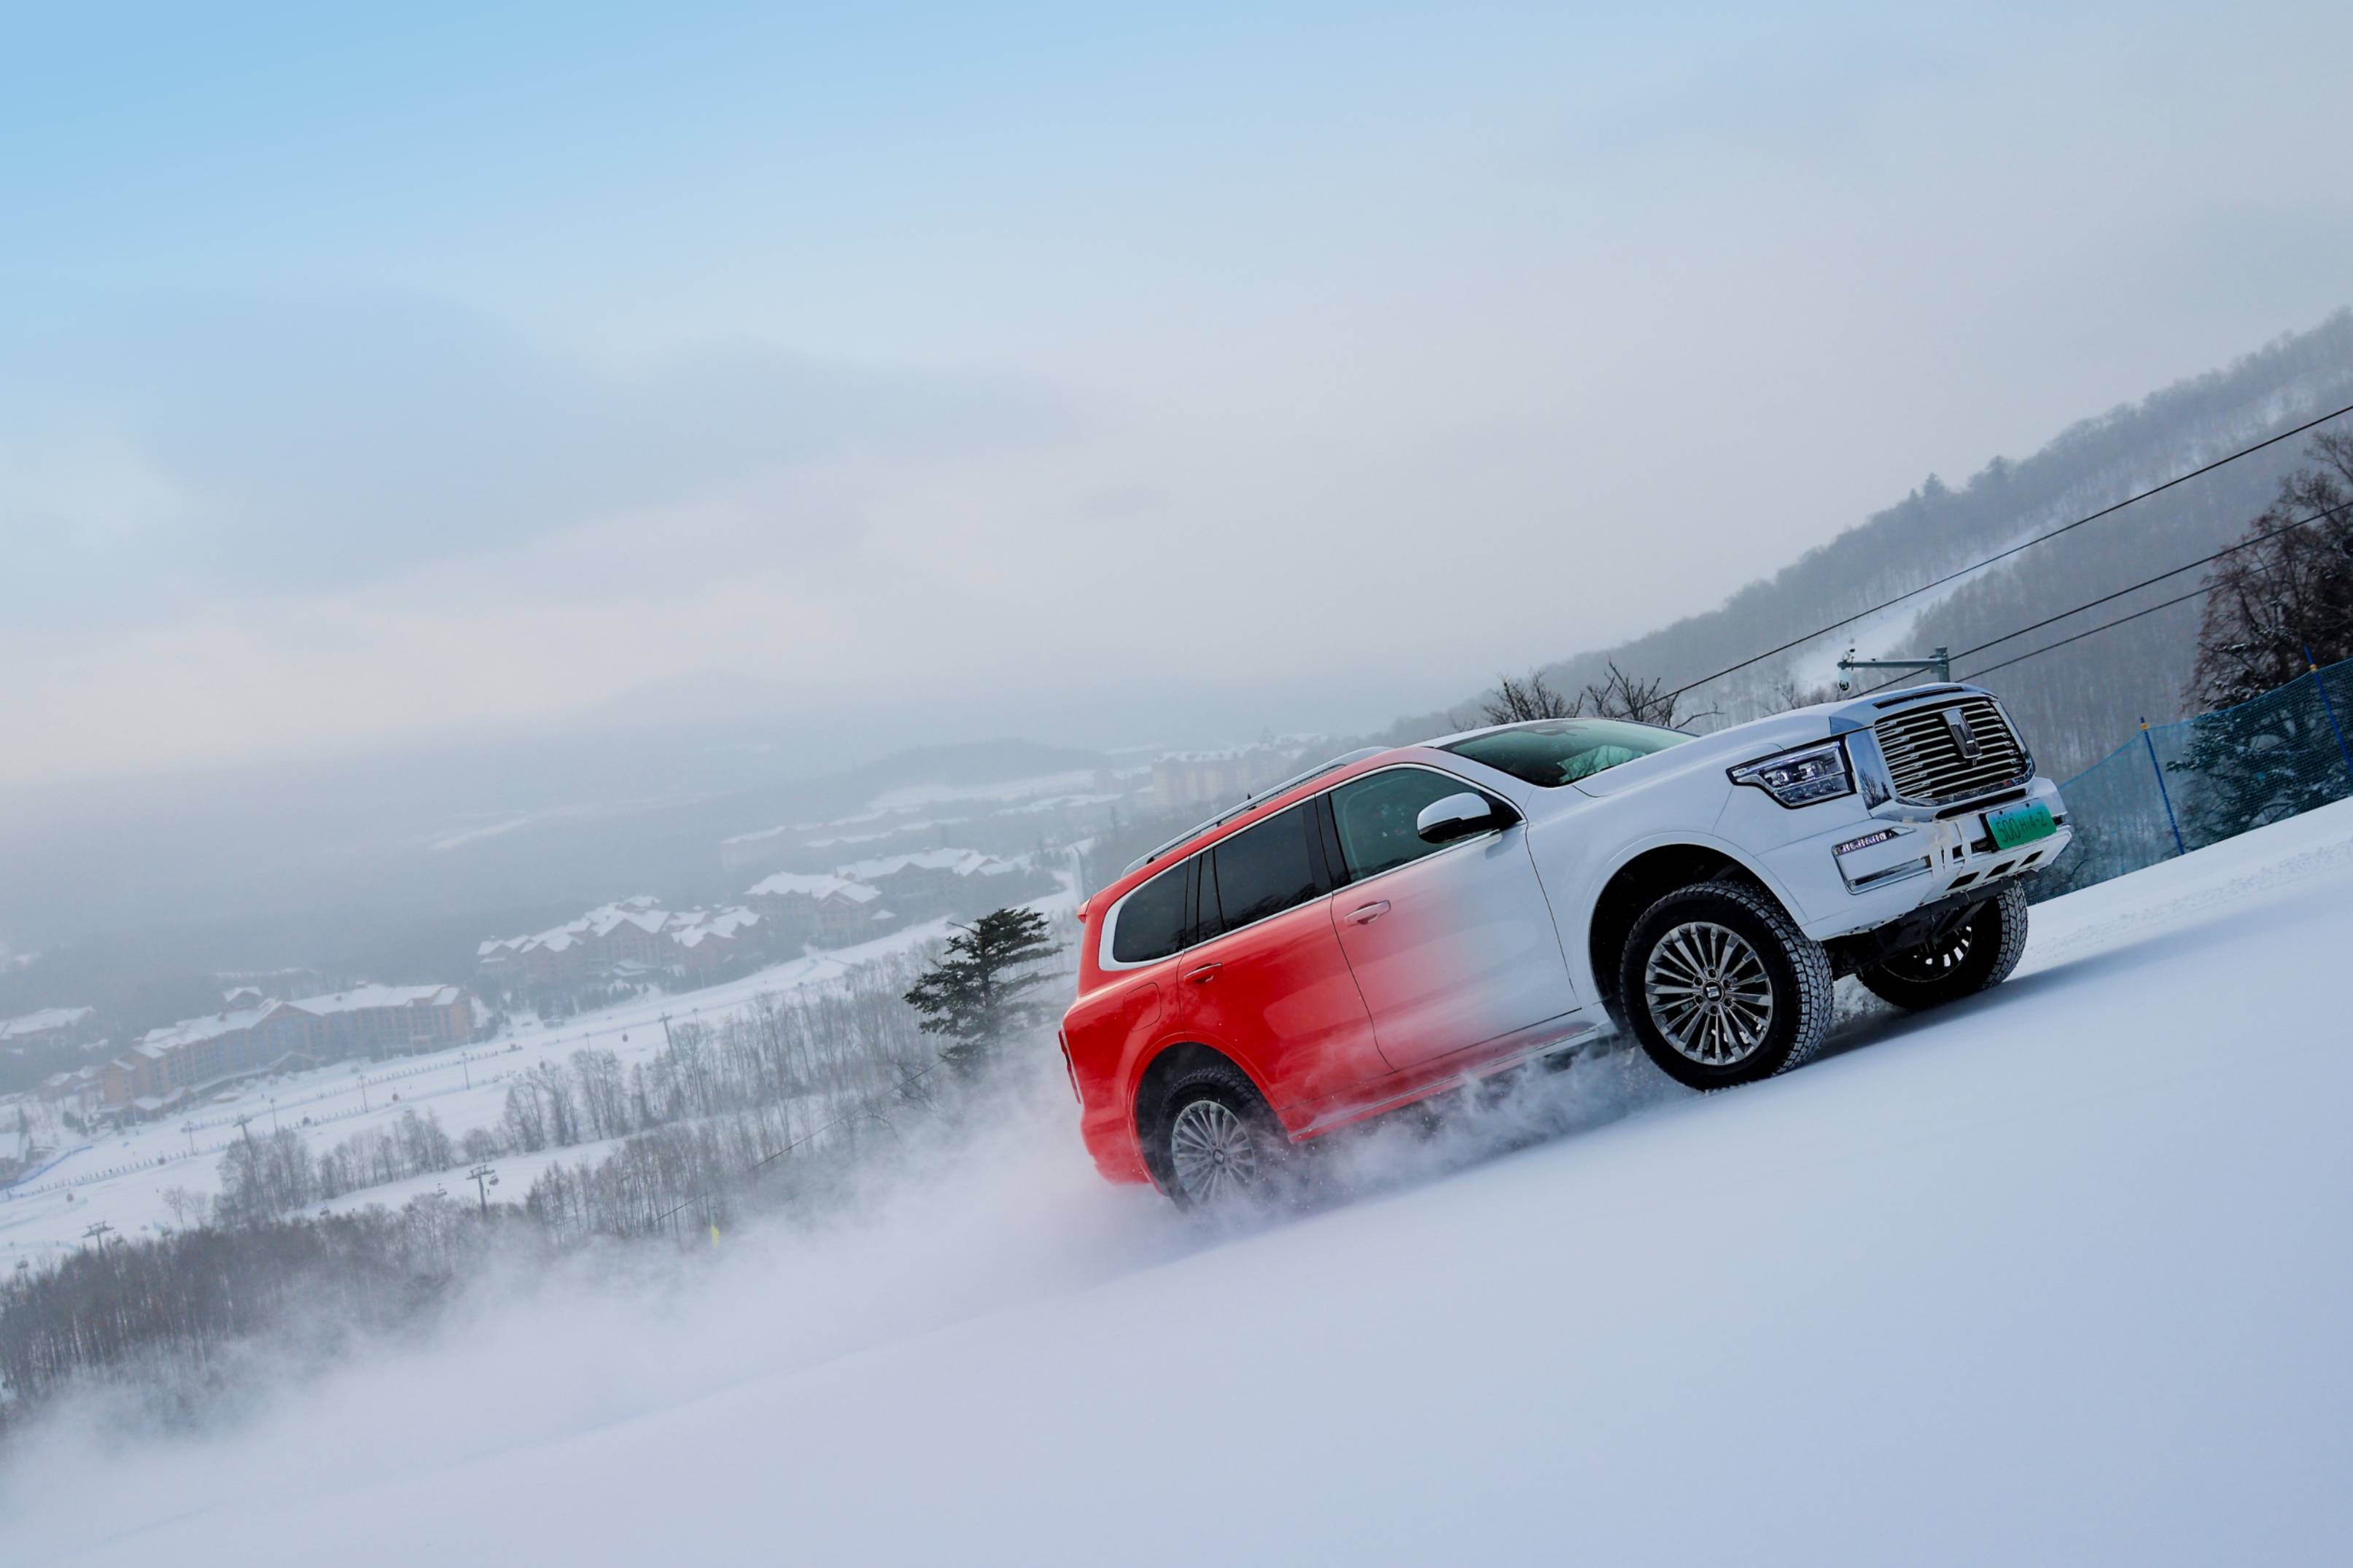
<box><xmin>902</xmin><ymin>908</ymin><xmax>1063</xmax><ymax>1075</ymax></box>
<box><xmin>2173</xmin><ymin>434</ymin><xmax>2353</xmax><ymax>842</ymax></box>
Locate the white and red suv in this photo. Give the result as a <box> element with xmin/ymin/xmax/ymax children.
<box><xmin>1062</xmin><ymin>684</ymin><xmax>2071</xmax><ymax>1206</ymax></box>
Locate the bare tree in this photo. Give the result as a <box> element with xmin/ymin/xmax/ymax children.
<box><xmin>2190</xmin><ymin>432</ymin><xmax>2353</xmax><ymax>708</ymax></box>
<box><xmin>1474</xmin><ymin>662</ymin><xmax>1719</xmax><ymax>730</ymax></box>
<box><xmin>1578</xmin><ymin>660</ymin><xmax>1720</xmax><ymax>730</ymax></box>
<box><xmin>1479</xmin><ymin>669</ymin><xmax>1579</xmax><ymax>725</ymax></box>
<box><xmin>1766</xmin><ymin>674</ymin><xmax>1838</xmax><ymax>714</ymax></box>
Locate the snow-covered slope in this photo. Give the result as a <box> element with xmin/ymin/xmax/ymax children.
<box><xmin>11</xmin><ymin>804</ymin><xmax>2353</xmax><ymax>1566</ymax></box>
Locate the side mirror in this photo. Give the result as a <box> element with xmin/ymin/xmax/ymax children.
<box><xmin>1415</xmin><ymin>791</ymin><xmax>1514</xmax><ymax>845</ymax></box>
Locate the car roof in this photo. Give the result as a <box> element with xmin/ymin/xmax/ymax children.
<box><xmin>1119</xmin><ymin>745</ymin><xmax>1394</xmax><ymax>877</ymax></box>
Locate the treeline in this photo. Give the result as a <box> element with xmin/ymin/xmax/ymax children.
<box><xmin>0</xmin><ymin>933</ymin><xmax>1067</xmax><ymax>1436</ymax></box>
<box><xmin>191</xmin><ymin>1107</ymin><xmax>471</xmax><ymax>1229</ymax></box>
<box><xmin>517</xmin><ymin>967</ymin><xmax>945</xmax><ymax>1244</ymax></box>
<box><xmin>185</xmin><ymin>956</ymin><xmax>939</xmax><ymax>1238</ymax></box>
<box><xmin>0</xmin><ymin>1195</ymin><xmax>536</xmax><ymax>1422</ymax></box>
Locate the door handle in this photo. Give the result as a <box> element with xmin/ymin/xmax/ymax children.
<box><xmin>1184</xmin><ymin>963</ymin><xmax>1222</xmax><ymax>984</ymax></box>
<box><xmin>1345</xmin><ymin>900</ymin><xmax>1391</xmax><ymax>925</ymax></box>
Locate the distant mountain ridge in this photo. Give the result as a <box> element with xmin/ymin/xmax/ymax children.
<box><xmin>1399</xmin><ymin>310</ymin><xmax>2353</xmax><ymax>776</ymax></box>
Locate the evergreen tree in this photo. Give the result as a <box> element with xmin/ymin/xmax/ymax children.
<box><xmin>2170</xmin><ymin>433</ymin><xmax>2353</xmax><ymax>843</ymax></box>
<box><xmin>902</xmin><ymin>908</ymin><xmax>1062</xmax><ymax>1075</ymax></box>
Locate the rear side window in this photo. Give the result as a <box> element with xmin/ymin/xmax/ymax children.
<box><xmin>1204</xmin><ymin>804</ymin><xmax>1326</xmax><ymax>935</ymax></box>
<box><xmin>1329</xmin><ymin>767</ymin><xmax>1483</xmax><ymax>881</ymax></box>
<box><xmin>1109</xmin><ymin>863</ymin><xmax>1190</xmax><ymax>964</ymax></box>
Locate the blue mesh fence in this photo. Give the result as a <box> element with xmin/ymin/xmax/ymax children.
<box><xmin>2032</xmin><ymin>654</ymin><xmax>2353</xmax><ymax>900</ymax></box>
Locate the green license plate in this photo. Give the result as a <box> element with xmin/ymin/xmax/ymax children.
<box><xmin>1986</xmin><ymin>800</ymin><xmax>2056</xmax><ymax>851</ymax></box>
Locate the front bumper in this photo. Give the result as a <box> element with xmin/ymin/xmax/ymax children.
<box><xmin>1747</xmin><ymin>773</ymin><xmax>2073</xmax><ymax>943</ymax></box>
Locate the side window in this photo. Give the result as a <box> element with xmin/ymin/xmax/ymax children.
<box><xmin>1329</xmin><ymin>768</ymin><xmax>1486</xmax><ymax>881</ymax></box>
<box><xmin>1109</xmin><ymin>862</ymin><xmax>1191</xmax><ymax>964</ymax></box>
<box><xmin>1205</xmin><ymin>804</ymin><xmax>1327</xmax><ymax>935</ymax></box>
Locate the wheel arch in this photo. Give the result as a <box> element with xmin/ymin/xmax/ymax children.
<box><xmin>1129</xmin><ymin>1041</ymin><xmax>1275</xmax><ymax>1192</ymax></box>
<box><xmin>1582</xmin><ymin>838</ymin><xmax>1800</xmax><ymax>1015</ymax></box>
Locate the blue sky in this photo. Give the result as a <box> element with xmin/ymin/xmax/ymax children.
<box><xmin>4</xmin><ymin>1</ymin><xmax>2351</xmax><ymax>782</ymax></box>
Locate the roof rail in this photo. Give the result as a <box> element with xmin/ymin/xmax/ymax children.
<box><xmin>1121</xmin><ymin>746</ymin><xmax>1385</xmax><ymax>875</ymax></box>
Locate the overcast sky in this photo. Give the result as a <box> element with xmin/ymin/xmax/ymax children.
<box><xmin>4</xmin><ymin>1</ymin><xmax>2350</xmax><ymax>787</ymax></box>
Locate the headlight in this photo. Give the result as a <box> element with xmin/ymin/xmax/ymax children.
<box><xmin>1730</xmin><ymin>740</ymin><xmax>1854</xmax><ymax>806</ymax></box>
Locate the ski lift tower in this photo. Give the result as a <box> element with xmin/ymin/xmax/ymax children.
<box><xmin>1837</xmin><ymin>646</ymin><xmax>1952</xmax><ymax>693</ymax></box>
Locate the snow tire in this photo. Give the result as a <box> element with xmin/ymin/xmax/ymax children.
<box><xmin>1856</xmin><ymin>881</ymin><xmax>2029</xmax><ymax>1011</ymax></box>
<box><xmin>1619</xmin><ymin>880</ymin><xmax>1834</xmax><ymax>1091</ymax></box>
<box><xmin>1148</xmin><ymin>1058</ymin><xmax>1294</xmax><ymax>1212</ymax></box>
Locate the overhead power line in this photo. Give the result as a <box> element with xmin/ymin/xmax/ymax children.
<box><xmin>1664</xmin><ymin>399</ymin><xmax>2353</xmax><ymax>702</ymax></box>
<box><xmin>1847</xmin><ymin>493</ymin><xmax>2353</xmax><ymax>697</ymax></box>
<box><xmin>1960</xmin><ymin>584</ymin><xmax>2219</xmax><ymax>681</ymax></box>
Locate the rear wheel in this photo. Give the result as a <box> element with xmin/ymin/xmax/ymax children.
<box><xmin>1151</xmin><ymin>1059</ymin><xmax>1291</xmax><ymax>1211</ymax></box>
<box><xmin>1619</xmin><ymin>881</ymin><xmax>1833</xmax><ymax>1090</ymax></box>
<box><xmin>1857</xmin><ymin>882</ymin><xmax>2029</xmax><ymax>1010</ymax></box>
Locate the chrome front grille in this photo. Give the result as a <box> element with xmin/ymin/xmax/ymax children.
<box><xmin>1872</xmin><ymin>697</ymin><xmax>2031</xmax><ymax>805</ymax></box>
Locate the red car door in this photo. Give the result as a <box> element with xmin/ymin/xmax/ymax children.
<box><xmin>1172</xmin><ymin>800</ymin><xmax>1385</xmax><ymax>1115</ymax></box>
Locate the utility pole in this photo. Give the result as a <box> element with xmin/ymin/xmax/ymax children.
<box><xmin>1837</xmin><ymin>646</ymin><xmax>1952</xmax><ymax>693</ymax></box>
<box><xmin>466</xmin><ymin>1163</ymin><xmax>498</xmax><ymax>1218</ymax></box>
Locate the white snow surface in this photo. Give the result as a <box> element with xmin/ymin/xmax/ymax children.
<box><xmin>9</xmin><ymin>803</ymin><xmax>2353</xmax><ymax>1564</ymax></box>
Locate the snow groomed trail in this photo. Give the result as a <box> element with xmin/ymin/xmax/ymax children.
<box><xmin>12</xmin><ymin>803</ymin><xmax>2353</xmax><ymax>1565</ymax></box>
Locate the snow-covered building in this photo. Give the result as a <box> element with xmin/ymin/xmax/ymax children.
<box><xmin>38</xmin><ymin>1066</ymin><xmax>103</xmax><ymax>1115</ymax></box>
<box><xmin>0</xmin><ymin>1005</ymin><xmax>98</xmax><ymax>1050</ymax></box>
<box><xmin>96</xmin><ymin>983</ymin><xmax>474</xmax><ymax>1113</ymax></box>
<box><xmin>1148</xmin><ymin>744</ymin><xmax>1321</xmax><ymax>811</ymax></box>
<box><xmin>667</xmin><ymin>907</ymin><xmax>766</xmax><ymax>976</ymax></box>
<box><xmin>742</xmin><ymin>872</ymin><xmax>885</xmax><ymax>947</ymax></box>
<box><xmin>743</xmin><ymin>849</ymin><xmax>1034</xmax><ymax>945</ymax></box>
<box><xmin>829</xmin><ymin>849</ymin><xmax>1018</xmax><ymax>915</ymax></box>
<box><xmin>475</xmin><ymin>898</ymin><xmax>773</xmax><ymax>991</ymax></box>
<box><xmin>295</xmin><ymin>984</ymin><xmax>475</xmax><ymax>1059</ymax></box>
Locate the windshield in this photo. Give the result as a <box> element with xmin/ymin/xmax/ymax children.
<box><xmin>1443</xmin><ymin>718</ymin><xmax>1693</xmax><ymax>788</ymax></box>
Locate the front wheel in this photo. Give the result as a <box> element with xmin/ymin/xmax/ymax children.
<box><xmin>1619</xmin><ymin>881</ymin><xmax>1834</xmax><ymax>1090</ymax></box>
<box><xmin>1857</xmin><ymin>882</ymin><xmax>2029</xmax><ymax>1010</ymax></box>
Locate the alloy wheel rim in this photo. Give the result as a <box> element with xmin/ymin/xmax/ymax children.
<box><xmin>1883</xmin><ymin>923</ymin><xmax>1975</xmax><ymax>981</ymax></box>
<box><xmin>1169</xmin><ymin>1099</ymin><xmax>1258</xmax><ymax>1202</ymax></box>
<box><xmin>1644</xmin><ymin>920</ymin><xmax>1776</xmax><ymax>1066</ymax></box>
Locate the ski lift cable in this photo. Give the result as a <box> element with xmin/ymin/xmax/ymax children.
<box><xmin>1663</xmin><ymin>399</ymin><xmax>2353</xmax><ymax>703</ymax></box>
<box><xmin>1844</xmin><ymin>493</ymin><xmax>2353</xmax><ymax>698</ymax></box>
